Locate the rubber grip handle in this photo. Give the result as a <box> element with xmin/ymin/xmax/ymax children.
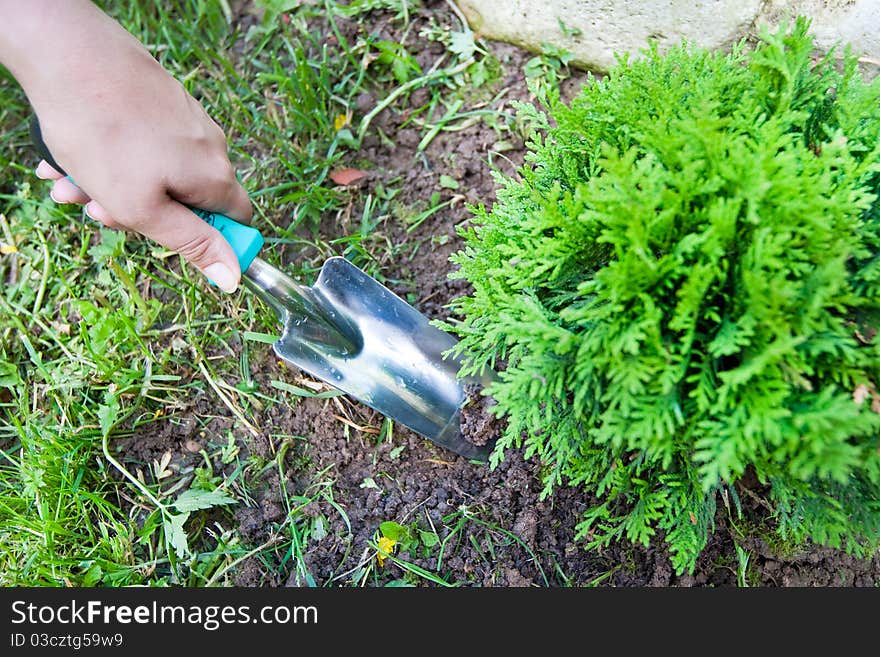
<box><xmin>29</xmin><ymin>114</ymin><xmax>264</xmax><ymax>274</ymax></box>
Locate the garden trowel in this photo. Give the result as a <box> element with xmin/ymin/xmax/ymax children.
<box><xmin>31</xmin><ymin>117</ymin><xmax>492</xmax><ymax>462</ymax></box>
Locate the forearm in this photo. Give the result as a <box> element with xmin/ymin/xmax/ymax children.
<box><xmin>0</xmin><ymin>1</ymin><xmax>152</xmax><ymax>105</ymax></box>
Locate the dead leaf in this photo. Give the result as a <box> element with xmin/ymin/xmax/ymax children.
<box><xmin>184</xmin><ymin>440</ymin><xmax>203</xmax><ymax>454</ymax></box>
<box><xmin>422</xmin><ymin>458</ymin><xmax>454</xmax><ymax>466</ymax></box>
<box><xmin>154</xmin><ymin>451</ymin><xmax>174</xmax><ymax>479</ymax></box>
<box><xmin>295</xmin><ymin>377</ymin><xmax>325</xmax><ymax>391</ymax></box>
<box><xmin>854</xmin><ymin>383</ymin><xmax>870</xmax><ymax>406</ymax></box>
<box><xmin>332</xmin><ymin>414</ymin><xmax>380</xmax><ymax>434</ymax></box>
<box><xmin>853</xmin><ymin>326</ymin><xmax>877</xmax><ymax>344</ymax></box>
<box><xmin>330</xmin><ymin>168</ymin><xmax>368</xmax><ymax>186</ymax></box>
<box><xmin>51</xmin><ymin>321</ymin><xmax>71</xmax><ymax>336</ymax></box>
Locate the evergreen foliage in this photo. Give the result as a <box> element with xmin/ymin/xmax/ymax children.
<box><xmin>448</xmin><ymin>18</ymin><xmax>880</xmax><ymax>573</ymax></box>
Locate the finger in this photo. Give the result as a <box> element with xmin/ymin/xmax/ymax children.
<box><xmin>222</xmin><ymin>180</ymin><xmax>254</xmax><ymax>225</ymax></box>
<box><xmin>170</xmin><ymin>161</ymin><xmax>254</xmax><ymax>225</ymax></box>
<box><xmin>35</xmin><ymin>160</ymin><xmax>65</xmax><ymax>180</ymax></box>
<box><xmin>131</xmin><ymin>199</ymin><xmax>242</xmax><ymax>293</ymax></box>
<box><xmin>84</xmin><ymin>201</ymin><xmax>124</xmax><ymax>230</ymax></box>
<box><xmin>50</xmin><ymin>177</ymin><xmax>91</xmax><ymax>205</ymax></box>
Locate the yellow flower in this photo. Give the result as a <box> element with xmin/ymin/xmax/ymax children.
<box><xmin>334</xmin><ymin>113</ymin><xmax>348</xmax><ymax>132</ymax></box>
<box><xmin>0</xmin><ymin>242</ymin><xmax>17</xmax><ymax>254</ymax></box>
<box><xmin>376</xmin><ymin>535</ymin><xmax>397</xmax><ymax>567</ymax></box>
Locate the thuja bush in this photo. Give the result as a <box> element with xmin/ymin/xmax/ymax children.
<box><xmin>449</xmin><ymin>18</ymin><xmax>880</xmax><ymax>573</ymax></box>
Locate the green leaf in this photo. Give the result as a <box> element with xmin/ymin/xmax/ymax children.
<box><xmin>242</xmin><ymin>331</ymin><xmax>278</xmax><ymax>344</ymax></box>
<box><xmin>80</xmin><ymin>562</ymin><xmax>104</xmax><ymax>586</ymax></box>
<box><xmin>392</xmin><ymin>58</ymin><xmax>409</xmax><ymax>83</ymax></box>
<box><xmin>418</xmin><ymin>530</ymin><xmax>439</xmax><ymax>548</ymax></box>
<box><xmin>311</xmin><ymin>516</ymin><xmax>327</xmax><ymax>542</ymax></box>
<box><xmin>523</xmin><ymin>56</ymin><xmax>546</xmax><ymax>79</ymax></box>
<box><xmin>165</xmin><ymin>512</ymin><xmax>191</xmax><ymax>559</ymax></box>
<box><xmin>235</xmin><ymin>381</ymin><xmax>258</xmax><ymax>393</ymax></box>
<box><xmin>173</xmin><ymin>488</ymin><xmax>236</xmax><ymax>513</ymax></box>
<box><xmin>439</xmin><ymin>175</ymin><xmax>460</xmax><ymax>190</ymax></box>
<box><xmin>87</xmin><ymin>228</ymin><xmax>125</xmax><ymax>261</ymax></box>
<box><xmin>259</xmin><ymin>0</ymin><xmax>300</xmax><ymax>13</ymax></box>
<box><xmin>379</xmin><ymin>520</ymin><xmax>408</xmax><ymax>541</ymax></box>
<box><xmin>0</xmin><ymin>360</ymin><xmax>21</xmax><ymax>388</ymax></box>
<box><xmin>335</xmin><ymin>128</ymin><xmax>359</xmax><ymax>149</ymax></box>
<box><xmin>97</xmin><ymin>391</ymin><xmax>120</xmax><ymax>438</ymax></box>
<box><xmin>360</xmin><ymin>477</ymin><xmax>380</xmax><ymax>490</ymax></box>
<box><xmin>449</xmin><ymin>30</ymin><xmax>476</xmax><ymax>59</ymax></box>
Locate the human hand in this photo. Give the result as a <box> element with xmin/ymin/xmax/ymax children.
<box><xmin>2</xmin><ymin>1</ymin><xmax>252</xmax><ymax>292</ymax></box>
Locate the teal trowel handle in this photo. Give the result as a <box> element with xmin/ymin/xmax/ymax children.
<box><xmin>29</xmin><ymin>114</ymin><xmax>264</xmax><ymax>274</ymax></box>
<box><xmin>188</xmin><ymin>208</ymin><xmax>264</xmax><ymax>274</ymax></box>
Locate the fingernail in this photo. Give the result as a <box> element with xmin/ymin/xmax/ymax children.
<box><xmin>203</xmin><ymin>263</ymin><xmax>239</xmax><ymax>293</ymax></box>
<box><xmin>49</xmin><ymin>189</ymin><xmax>61</xmax><ymax>203</ymax></box>
<box><xmin>35</xmin><ymin>161</ymin><xmax>55</xmax><ymax>179</ymax></box>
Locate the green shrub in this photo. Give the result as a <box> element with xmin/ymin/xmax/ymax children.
<box><xmin>448</xmin><ymin>18</ymin><xmax>880</xmax><ymax>574</ymax></box>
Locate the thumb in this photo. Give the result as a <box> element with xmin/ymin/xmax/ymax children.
<box><xmin>138</xmin><ymin>199</ymin><xmax>242</xmax><ymax>293</ymax></box>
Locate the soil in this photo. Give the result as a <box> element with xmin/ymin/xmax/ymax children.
<box><xmin>120</xmin><ymin>1</ymin><xmax>879</xmax><ymax>587</ymax></box>
<box><xmin>459</xmin><ymin>383</ymin><xmax>500</xmax><ymax>448</ymax></box>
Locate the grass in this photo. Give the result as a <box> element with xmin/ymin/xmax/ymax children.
<box><xmin>0</xmin><ymin>0</ymin><xmax>549</xmax><ymax>586</ymax></box>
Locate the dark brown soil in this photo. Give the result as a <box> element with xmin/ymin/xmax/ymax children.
<box><xmin>120</xmin><ymin>1</ymin><xmax>879</xmax><ymax>587</ymax></box>
<box><xmin>459</xmin><ymin>383</ymin><xmax>500</xmax><ymax>448</ymax></box>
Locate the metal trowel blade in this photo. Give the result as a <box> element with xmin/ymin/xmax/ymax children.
<box><xmin>244</xmin><ymin>256</ymin><xmax>494</xmax><ymax>462</ymax></box>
